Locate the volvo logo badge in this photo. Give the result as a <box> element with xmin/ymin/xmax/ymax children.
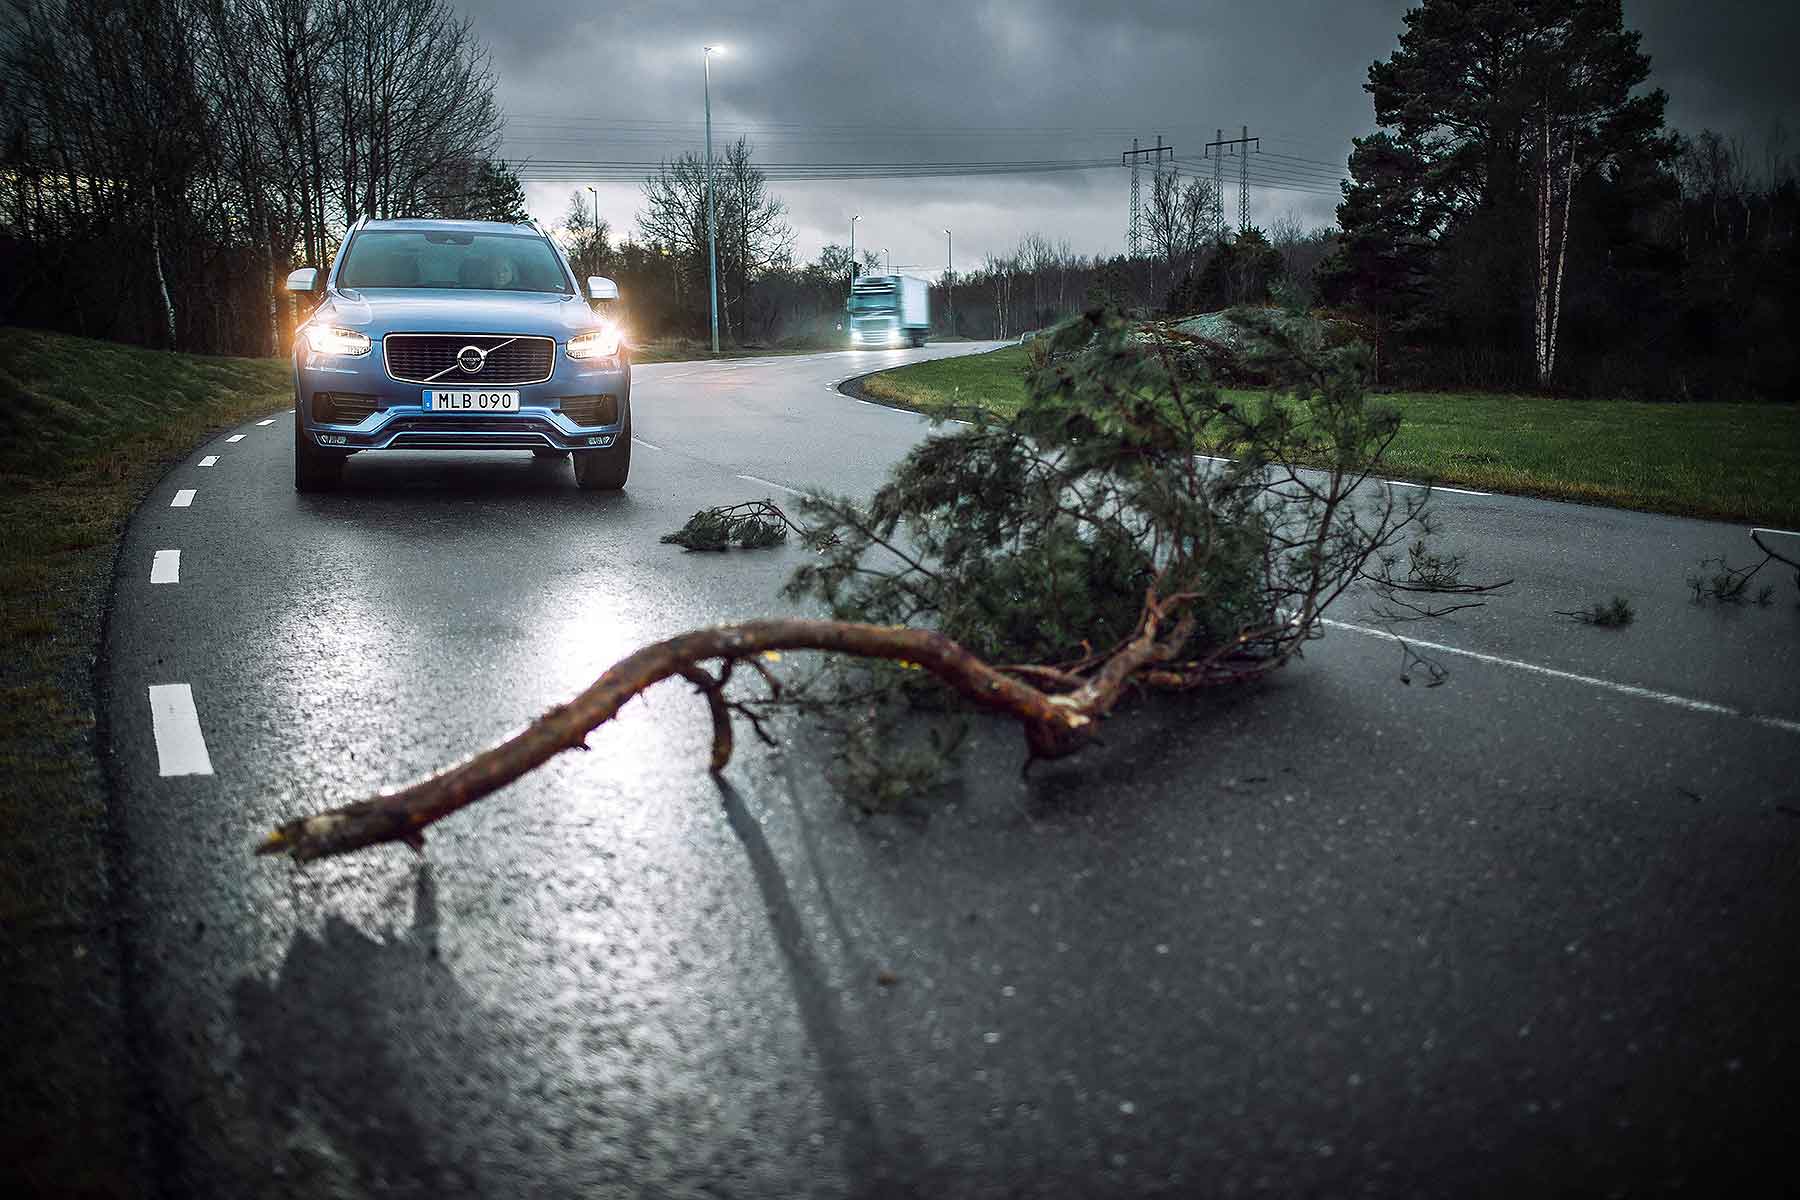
<box><xmin>456</xmin><ymin>344</ymin><xmax>487</xmax><ymax>373</ymax></box>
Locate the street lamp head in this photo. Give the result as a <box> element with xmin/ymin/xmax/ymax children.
<box><xmin>703</xmin><ymin>44</ymin><xmax>725</xmax><ymax>56</ymax></box>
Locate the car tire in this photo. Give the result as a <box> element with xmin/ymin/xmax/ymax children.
<box><xmin>572</xmin><ymin>411</ymin><xmax>630</xmax><ymax>491</ymax></box>
<box><xmin>293</xmin><ymin>403</ymin><xmax>344</xmax><ymax>492</ymax></box>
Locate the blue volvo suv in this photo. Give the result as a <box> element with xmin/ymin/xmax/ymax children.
<box><xmin>285</xmin><ymin>217</ymin><xmax>631</xmax><ymax>491</ymax></box>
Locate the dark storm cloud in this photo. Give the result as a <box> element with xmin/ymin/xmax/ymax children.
<box><xmin>1628</xmin><ymin>0</ymin><xmax>1800</xmax><ymax>144</ymax></box>
<box><xmin>456</xmin><ymin>0</ymin><xmax>1796</xmax><ymax>268</ymax></box>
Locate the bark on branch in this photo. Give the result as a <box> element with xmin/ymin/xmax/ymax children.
<box><xmin>257</xmin><ymin>617</ymin><xmax>1128</xmax><ymax>864</ymax></box>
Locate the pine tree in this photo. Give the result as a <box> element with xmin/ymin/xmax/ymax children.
<box><xmin>1336</xmin><ymin>0</ymin><xmax>1670</xmax><ymax>386</ymax></box>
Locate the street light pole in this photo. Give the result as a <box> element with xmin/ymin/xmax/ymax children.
<box><xmin>703</xmin><ymin>45</ymin><xmax>721</xmax><ymax>354</ymax></box>
<box><xmin>883</xmin><ymin>248</ymin><xmax>891</xmax><ymax>274</ymax></box>
<box><xmin>944</xmin><ymin>228</ymin><xmax>953</xmax><ymax>337</ymax></box>
<box><xmin>585</xmin><ymin>186</ymin><xmax>598</xmax><ymax>275</ymax></box>
<box><xmin>849</xmin><ymin>214</ymin><xmax>860</xmax><ymax>293</ymax></box>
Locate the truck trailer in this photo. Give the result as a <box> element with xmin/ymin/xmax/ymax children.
<box><xmin>848</xmin><ymin>274</ymin><xmax>929</xmax><ymax>348</ymax></box>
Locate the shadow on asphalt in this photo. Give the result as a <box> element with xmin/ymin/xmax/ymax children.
<box><xmin>231</xmin><ymin>868</ymin><xmax>487</xmax><ymax>1197</ymax></box>
<box><xmin>713</xmin><ymin>777</ymin><xmax>938</xmax><ymax>1198</ymax></box>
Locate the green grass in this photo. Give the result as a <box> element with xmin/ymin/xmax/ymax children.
<box><xmin>862</xmin><ymin>345</ymin><xmax>1035</xmax><ymax>417</ymax></box>
<box><xmin>862</xmin><ymin>344</ymin><xmax>1800</xmax><ymax>527</ymax></box>
<box><xmin>0</xmin><ymin>328</ymin><xmax>290</xmax><ymax>922</ymax></box>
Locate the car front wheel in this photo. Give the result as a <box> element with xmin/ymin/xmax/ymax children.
<box><xmin>572</xmin><ymin>411</ymin><xmax>630</xmax><ymax>491</ymax></box>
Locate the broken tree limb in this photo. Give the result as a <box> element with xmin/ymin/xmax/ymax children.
<box><xmin>256</xmin><ymin>618</ymin><xmax>1113</xmax><ymax>864</ymax></box>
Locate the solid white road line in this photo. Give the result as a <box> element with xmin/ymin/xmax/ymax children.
<box><xmin>198</xmin><ymin>455</ymin><xmax>219</xmax><ymax>468</ymax></box>
<box><xmin>150</xmin><ymin>550</ymin><xmax>180</xmax><ymax>585</ymax></box>
<box><xmin>171</xmin><ymin>489</ymin><xmax>195</xmax><ymax>508</ymax></box>
<box><xmin>736</xmin><ymin>473</ymin><xmax>813</xmax><ymax>500</ymax></box>
<box><xmin>1324</xmin><ymin>618</ymin><xmax>1800</xmax><ymax>736</ymax></box>
<box><xmin>147</xmin><ymin>684</ymin><xmax>214</xmax><ymax>777</ymax></box>
<box><xmin>226</xmin><ymin>434</ymin><xmax>245</xmax><ymax>443</ymax></box>
<box><xmin>1386</xmin><ymin>479</ymin><xmax>1492</xmax><ymax>497</ymax></box>
<box><xmin>1184</xmin><ymin>451</ymin><xmax>1492</xmax><ymax>498</ymax></box>
<box><xmin>632</xmin><ymin>437</ymin><xmax>662</xmax><ymax>450</ymax></box>
<box><xmin>255</xmin><ymin>418</ymin><xmax>275</xmax><ymax>426</ymax></box>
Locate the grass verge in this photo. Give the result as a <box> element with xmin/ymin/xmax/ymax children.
<box><xmin>861</xmin><ymin>344</ymin><xmax>1800</xmax><ymax>527</ymax></box>
<box><xmin>0</xmin><ymin>325</ymin><xmax>290</xmax><ymax>1194</ymax></box>
<box><xmin>632</xmin><ymin>336</ymin><xmax>851</xmax><ymax>364</ymax></box>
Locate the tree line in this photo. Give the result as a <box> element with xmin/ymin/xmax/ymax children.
<box><xmin>1321</xmin><ymin>0</ymin><xmax>1797</xmax><ymax>400</ymax></box>
<box><xmin>0</xmin><ymin>0</ymin><xmax>523</xmax><ymax>356</ymax></box>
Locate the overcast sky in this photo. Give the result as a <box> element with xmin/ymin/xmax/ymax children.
<box><xmin>460</xmin><ymin>0</ymin><xmax>1798</xmax><ymax>279</ymax></box>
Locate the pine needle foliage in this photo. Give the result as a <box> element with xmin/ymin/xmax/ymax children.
<box><xmin>785</xmin><ymin>307</ymin><xmax>1422</xmax><ymax>678</ymax></box>
<box><xmin>662</xmin><ymin>499</ymin><xmax>833</xmax><ymax>552</ymax></box>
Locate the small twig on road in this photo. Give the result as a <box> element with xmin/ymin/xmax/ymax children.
<box><xmin>1553</xmin><ymin>596</ymin><xmax>1634</xmax><ymax>627</ymax></box>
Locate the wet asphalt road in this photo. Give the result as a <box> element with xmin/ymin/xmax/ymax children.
<box><xmin>103</xmin><ymin>343</ymin><xmax>1800</xmax><ymax>1197</ymax></box>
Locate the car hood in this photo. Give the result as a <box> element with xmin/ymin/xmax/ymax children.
<box><xmin>320</xmin><ymin>288</ymin><xmax>601</xmax><ymax>338</ymax></box>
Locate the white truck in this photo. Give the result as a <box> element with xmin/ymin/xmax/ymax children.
<box><xmin>848</xmin><ymin>274</ymin><xmax>930</xmax><ymax>348</ymax></box>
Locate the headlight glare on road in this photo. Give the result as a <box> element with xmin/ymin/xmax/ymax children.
<box><xmin>303</xmin><ymin>325</ymin><xmax>371</xmax><ymax>357</ymax></box>
<box><xmin>567</xmin><ymin>324</ymin><xmax>623</xmax><ymax>360</ymax></box>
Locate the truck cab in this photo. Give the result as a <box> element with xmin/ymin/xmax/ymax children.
<box><xmin>849</xmin><ymin>274</ymin><xmax>929</xmax><ymax>348</ymax></box>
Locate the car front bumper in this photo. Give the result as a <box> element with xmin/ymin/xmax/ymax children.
<box><xmin>294</xmin><ymin>342</ymin><xmax>630</xmax><ymax>452</ymax></box>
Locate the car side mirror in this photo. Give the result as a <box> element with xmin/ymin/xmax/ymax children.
<box><xmin>587</xmin><ymin>276</ymin><xmax>619</xmax><ymax>302</ymax></box>
<box><xmin>285</xmin><ymin>267</ymin><xmax>319</xmax><ymax>293</ymax></box>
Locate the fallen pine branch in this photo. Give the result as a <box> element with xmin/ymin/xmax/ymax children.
<box><xmin>258</xmin><ymin>308</ymin><xmax>1440</xmax><ymax>865</ymax></box>
<box><xmin>256</xmin><ymin>602</ymin><xmax>1241</xmax><ymax>863</ymax></box>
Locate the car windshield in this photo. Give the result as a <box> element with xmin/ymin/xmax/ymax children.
<box><xmin>338</xmin><ymin>230</ymin><xmax>571</xmax><ymax>293</ymax></box>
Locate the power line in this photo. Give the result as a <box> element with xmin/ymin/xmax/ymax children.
<box><xmin>508</xmin><ymin>157</ymin><xmax>1120</xmax><ymax>182</ymax></box>
<box><xmin>1204</xmin><ymin>127</ymin><xmax>1261</xmax><ymax>233</ymax></box>
<box><xmin>1121</xmin><ymin>135</ymin><xmax>1172</xmax><ymax>255</ymax></box>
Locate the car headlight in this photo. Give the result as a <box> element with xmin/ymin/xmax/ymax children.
<box><xmin>303</xmin><ymin>325</ymin><xmax>371</xmax><ymax>357</ymax></box>
<box><xmin>567</xmin><ymin>324</ymin><xmax>623</xmax><ymax>360</ymax></box>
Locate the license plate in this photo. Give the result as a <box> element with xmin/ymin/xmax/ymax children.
<box><xmin>423</xmin><ymin>389</ymin><xmax>519</xmax><ymax>412</ymax></box>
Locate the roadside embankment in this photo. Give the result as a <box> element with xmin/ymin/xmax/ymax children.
<box><xmin>0</xmin><ymin>326</ymin><xmax>289</xmax><ymax>1195</ymax></box>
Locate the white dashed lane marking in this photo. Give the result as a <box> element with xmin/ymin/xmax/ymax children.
<box><xmin>226</xmin><ymin>434</ymin><xmax>245</xmax><ymax>443</ymax></box>
<box><xmin>255</xmin><ymin>418</ymin><xmax>275</xmax><ymax>426</ymax></box>
<box><xmin>1324</xmin><ymin>619</ymin><xmax>1800</xmax><ymax>735</ymax></box>
<box><xmin>632</xmin><ymin>437</ymin><xmax>661</xmax><ymax>451</ymax></box>
<box><xmin>150</xmin><ymin>550</ymin><xmax>180</xmax><ymax>585</ymax></box>
<box><xmin>736</xmin><ymin>473</ymin><xmax>813</xmax><ymax>500</ymax></box>
<box><xmin>171</xmin><ymin>489</ymin><xmax>195</xmax><ymax>508</ymax></box>
<box><xmin>147</xmin><ymin>684</ymin><xmax>213</xmax><ymax>777</ymax></box>
<box><xmin>198</xmin><ymin>456</ymin><xmax>218</xmax><ymax>468</ymax></box>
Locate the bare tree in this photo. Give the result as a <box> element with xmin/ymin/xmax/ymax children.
<box><xmin>1017</xmin><ymin>232</ymin><xmax>1054</xmax><ymax>327</ymax></box>
<box><xmin>558</xmin><ymin>190</ymin><xmax>612</xmax><ymax>281</ymax></box>
<box><xmin>0</xmin><ymin>0</ymin><xmax>507</xmax><ymax>354</ymax></box>
<box><xmin>1146</xmin><ymin>172</ymin><xmax>1219</xmax><ymax>289</ymax></box>
<box><xmin>985</xmin><ymin>252</ymin><xmax>1019</xmax><ymax>339</ymax></box>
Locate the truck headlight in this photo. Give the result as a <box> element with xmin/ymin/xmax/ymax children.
<box><xmin>567</xmin><ymin>324</ymin><xmax>623</xmax><ymax>360</ymax></box>
<box><xmin>303</xmin><ymin>325</ymin><xmax>371</xmax><ymax>357</ymax></box>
